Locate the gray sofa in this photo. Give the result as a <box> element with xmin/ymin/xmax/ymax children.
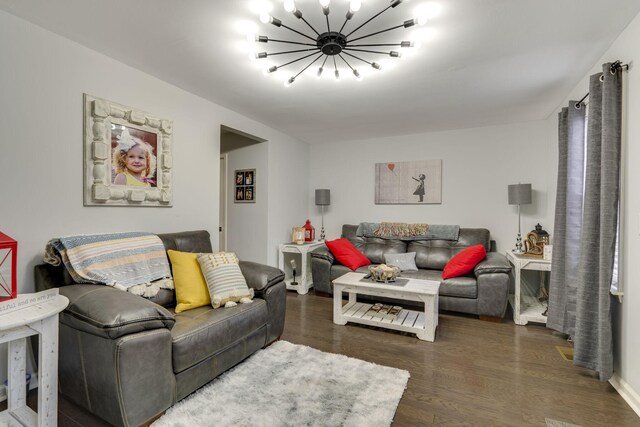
<box><xmin>34</xmin><ymin>230</ymin><xmax>286</xmax><ymax>427</ymax></box>
<box><xmin>310</xmin><ymin>225</ymin><xmax>511</xmax><ymax>319</ymax></box>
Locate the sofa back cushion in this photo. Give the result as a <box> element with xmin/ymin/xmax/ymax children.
<box><xmin>342</xmin><ymin>225</ymin><xmax>490</xmax><ymax>270</ymax></box>
<box><xmin>341</xmin><ymin>225</ymin><xmax>407</xmax><ymax>264</ymax></box>
<box><xmin>408</xmin><ymin>229</ymin><xmax>490</xmax><ymax>270</ymax></box>
<box><xmin>158</xmin><ymin>230</ymin><xmax>213</xmax><ymax>253</ymax></box>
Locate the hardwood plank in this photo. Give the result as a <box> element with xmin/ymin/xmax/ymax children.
<box><xmin>282</xmin><ymin>292</ymin><xmax>640</xmax><ymax>427</ymax></box>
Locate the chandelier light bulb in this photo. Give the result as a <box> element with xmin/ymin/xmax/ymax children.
<box><xmin>246</xmin><ymin>33</ymin><xmax>257</xmax><ymax>43</ymax></box>
<box><xmin>334</xmin><ymin>69</ymin><xmax>340</xmax><ymax>80</ymax></box>
<box><xmin>248</xmin><ymin>52</ymin><xmax>257</xmax><ymax>61</ymax></box>
<box><xmin>353</xmin><ymin>69</ymin><xmax>361</xmax><ymax>80</ymax></box>
<box><xmin>349</xmin><ymin>0</ymin><xmax>361</xmax><ymax>13</ymax></box>
<box><xmin>285</xmin><ymin>76</ymin><xmax>295</xmax><ymax>87</ymax></box>
<box><xmin>389</xmin><ymin>51</ymin><xmax>401</xmax><ymax>58</ymax></box>
<box><xmin>284</xmin><ymin>0</ymin><xmax>296</xmax><ymax>12</ymax></box>
<box><xmin>415</xmin><ymin>15</ymin><xmax>428</xmax><ymax>26</ymax></box>
<box><xmin>319</xmin><ymin>0</ymin><xmax>330</xmax><ymax>7</ymax></box>
<box><xmin>371</xmin><ymin>62</ymin><xmax>381</xmax><ymax>70</ymax></box>
<box><xmin>259</xmin><ymin>13</ymin><xmax>271</xmax><ymax>23</ymax></box>
<box><xmin>317</xmin><ymin>67</ymin><xmax>324</xmax><ymax>78</ymax></box>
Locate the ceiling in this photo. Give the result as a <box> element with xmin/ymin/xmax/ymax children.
<box><xmin>1</xmin><ymin>0</ymin><xmax>639</xmax><ymax>144</ymax></box>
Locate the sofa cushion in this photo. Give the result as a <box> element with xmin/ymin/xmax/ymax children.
<box><xmin>326</xmin><ymin>238</ymin><xmax>371</xmax><ymax>270</ymax></box>
<box><xmin>167</xmin><ymin>250</ymin><xmax>211</xmax><ymax>313</ymax></box>
<box><xmin>170</xmin><ymin>299</ymin><xmax>269</xmax><ymax>373</ymax></box>
<box><xmin>398</xmin><ymin>270</ymin><xmax>478</xmax><ymax>299</ymax></box>
<box><xmin>384</xmin><ymin>252</ymin><xmax>418</xmax><ymax>271</ymax></box>
<box><xmin>408</xmin><ymin>229</ymin><xmax>491</xmax><ymax>270</ymax></box>
<box><xmin>442</xmin><ymin>244</ymin><xmax>487</xmax><ymax>279</ymax></box>
<box><xmin>197</xmin><ymin>253</ymin><xmax>252</xmax><ymax>308</ymax></box>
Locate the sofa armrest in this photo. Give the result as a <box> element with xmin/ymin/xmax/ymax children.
<box><xmin>310</xmin><ymin>246</ymin><xmax>335</xmax><ymax>264</ymax></box>
<box><xmin>474</xmin><ymin>252</ymin><xmax>511</xmax><ymax>276</ymax></box>
<box><xmin>59</xmin><ymin>284</ymin><xmax>175</xmax><ymax>340</ymax></box>
<box><xmin>239</xmin><ymin>261</ymin><xmax>285</xmax><ymax>292</ymax></box>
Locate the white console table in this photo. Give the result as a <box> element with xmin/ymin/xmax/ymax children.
<box><xmin>278</xmin><ymin>241</ymin><xmax>325</xmax><ymax>295</ymax></box>
<box><xmin>505</xmin><ymin>251</ymin><xmax>551</xmax><ymax>326</ymax></box>
<box><xmin>0</xmin><ymin>291</ymin><xmax>68</xmax><ymax>427</ymax></box>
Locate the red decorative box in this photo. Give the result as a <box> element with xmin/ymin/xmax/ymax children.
<box><xmin>0</xmin><ymin>232</ymin><xmax>17</xmax><ymax>301</ymax></box>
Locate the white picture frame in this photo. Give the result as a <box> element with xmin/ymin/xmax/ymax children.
<box><xmin>83</xmin><ymin>94</ymin><xmax>173</xmax><ymax>207</ymax></box>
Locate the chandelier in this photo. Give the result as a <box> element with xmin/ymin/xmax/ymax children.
<box><xmin>249</xmin><ymin>0</ymin><xmax>429</xmax><ymax>86</ymax></box>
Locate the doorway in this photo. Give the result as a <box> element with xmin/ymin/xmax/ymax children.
<box><xmin>219</xmin><ymin>126</ymin><xmax>267</xmax><ymax>261</ymax></box>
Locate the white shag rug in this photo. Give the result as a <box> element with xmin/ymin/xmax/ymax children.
<box><xmin>153</xmin><ymin>341</ymin><xmax>410</xmax><ymax>427</ymax></box>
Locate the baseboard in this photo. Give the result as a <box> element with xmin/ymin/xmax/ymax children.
<box><xmin>610</xmin><ymin>374</ymin><xmax>640</xmax><ymax>417</ymax></box>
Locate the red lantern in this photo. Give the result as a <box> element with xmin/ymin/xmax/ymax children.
<box><xmin>303</xmin><ymin>219</ymin><xmax>315</xmax><ymax>242</ymax></box>
<box><xmin>0</xmin><ymin>232</ymin><xmax>17</xmax><ymax>301</ymax></box>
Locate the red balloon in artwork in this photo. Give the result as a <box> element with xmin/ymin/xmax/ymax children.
<box><xmin>388</xmin><ymin>163</ymin><xmax>395</xmax><ymax>172</ymax></box>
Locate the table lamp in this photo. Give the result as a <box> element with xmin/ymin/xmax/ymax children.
<box><xmin>315</xmin><ymin>189</ymin><xmax>330</xmax><ymax>241</ymax></box>
<box><xmin>508</xmin><ymin>183</ymin><xmax>532</xmax><ymax>254</ymax></box>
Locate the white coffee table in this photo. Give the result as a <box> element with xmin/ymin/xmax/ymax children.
<box><xmin>332</xmin><ymin>272</ymin><xmax>440</xmax><ymax>341</ymax></box>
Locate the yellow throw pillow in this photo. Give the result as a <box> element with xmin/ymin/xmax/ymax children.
<box><xmin>167</xmin><ymin>250</ymin><xmax>210</xmax><ymax>313</ymax></box>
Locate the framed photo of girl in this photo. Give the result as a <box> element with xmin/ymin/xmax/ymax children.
<box><xmin>234</xmin><ymin>168</ymin><xmax>256</xmax><ymax>203</ymax></box>
<box><xmin>83</xmin><ymin>94</ymin><xmax>173</xmax><ymax>207</ymax></box>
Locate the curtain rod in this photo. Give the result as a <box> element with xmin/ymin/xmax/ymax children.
<box><xmin>575</xmin><ymin>60</ymin><xmax>629</xmax><ymax>108</ymax></box>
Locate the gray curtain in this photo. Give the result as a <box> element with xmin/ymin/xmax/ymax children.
<box><xmin>574</xmin><ymin>64</ymin><xmax>622</xmax><ymax>380</ymax></box>
<box><xmin>547</xmin><ymin>102</ymin><xmax>585</xmax><ymax>337</ymax></box>
<box><xmin>548</xmin><ymin>63</ymin><xmax>622</xmax><ymax>381</ymax></box>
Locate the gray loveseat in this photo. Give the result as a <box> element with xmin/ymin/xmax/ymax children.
<box><xmin>310</xmin><ymin>225</ymin><xmax>511</xmax><ymax>319</ymax></box>
<box><xmin>34</xmin><ymin>230</ymin><xmax>286</xmax><ymax>427</ymax></box>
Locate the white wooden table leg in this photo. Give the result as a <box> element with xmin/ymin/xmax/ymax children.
<box><xmin>37</xmin><ymin>315</ymin><xmax>59</xmax><ymax>427</ymax></box>
<box><xmin>417</xmin><ymin>295</ymin><xmax>436</xmax><ymax>342</ymax></box>
<box><xmin>7</xmin><ymin>337</ymin><xmax>27</xmax><ymax>411</ymax></box>
<box><xmin>514</xmin><ymin>262</ymin><xmax>526</xmax><ymax>325</ymax></box>
<box><xmin>333</xmin><ymin>285</ymin><xmax>347</xmax><ymax>325</ymax></box>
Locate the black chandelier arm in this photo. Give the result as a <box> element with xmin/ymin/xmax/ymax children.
<box><xmin>349</xmin><ymin>43</ymin><xmax>403</xmax><ymax>47</ymax></box>
<box><xmin>345</xmin><ymin>4</ymin><xmax>393</xmax><ymax>38</ymax></box>
<box><xmin>268</xmin><ymin>38</ymin><xmax>318</xmax><ymax>47</ymax></box>
<box><xmin>293</xmin><ymin>53</ymin><xmax>324</xmax><ymax>79</ymax></box>
<box><xmin>320</xmin><ymin>55</ymin><xmax>329</xmax><ymax>68</ymax></box>
<box><xmin>275</xmin><ymin>50</ymin><xmax>324</xmax><ymax>70</ymax></box>
<box><xmin>300</xmin><ymin>17</ymin><xmax>321</xmax><ymax>36</ymax></box>
<box><xmin>342</xmin><ymin>51</ymin><xmax>374</xmax><ymax>66</ymax></box>
<box><xmin>267</xmin><ymin>47</ymin><xmax>321</xmax><ymax>57</ymax></box>
<box><xmin>338</xmin><ymin>54</ymin><xmax>355</xmax><ymax>72</ymax></box>
<box><xmin>348</xmin><ymin>24</ymin><xmax>404</xmax><ymax>43</ymax></box>
<box><xmin>343</xmin><ymin>47</ymin><xmax>392</xmax><ymax>55</ymax></box>
<box><xmin>279</xmin><ymin>22</ymin><xmax>317</xmax><ymax>42</ymax></box>
<box><xmin>338</xmin><ymin>18</ymin><xmax>349</xmax><ymax>35</ymax></box>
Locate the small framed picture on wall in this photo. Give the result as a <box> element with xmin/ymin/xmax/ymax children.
<box><xmin>234</xmin><ymin>169</ymin><xmax>255</xmax><ymax>203</ymax></box>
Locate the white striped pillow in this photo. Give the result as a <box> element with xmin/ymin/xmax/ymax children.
<box><xmin>197</xmin><ymin>253</ymin><xmax>253</xmax><ymax>308</ymax></box>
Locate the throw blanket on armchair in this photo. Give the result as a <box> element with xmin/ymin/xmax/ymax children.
<box><xmin>44</xmin><ymin>232</ymin><xmax>173</xmax><ymax>297</ymax></box>
<box><xmin>356</xmin><ymin>222</ymin><xmax>460</xmax><ymax>241</ymax></box>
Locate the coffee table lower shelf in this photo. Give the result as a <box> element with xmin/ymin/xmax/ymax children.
<box><xmin>340</xmin><ymin>301</ymin><xmax>426</xmax><ymax>333</ymax></box>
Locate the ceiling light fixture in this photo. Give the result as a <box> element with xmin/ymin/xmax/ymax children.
<box><xmin>249</xmin><ymin>0</ymin><xmax>429</xmax><ymax>87</ymax></box>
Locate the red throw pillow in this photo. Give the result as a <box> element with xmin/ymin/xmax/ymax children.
<box><xmin>325</xmin><ymin>238</ymin><xmax>371</xmax><ymax>271</ymax></box>
<box><xmin>442</xmin><ymin>244</ymin><xmax>487</xmax><ymax>279</ymax></box>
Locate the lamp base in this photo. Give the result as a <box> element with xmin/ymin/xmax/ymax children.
<box><xmin>320</xmin><ymin>226</ymin><xmax>326</xmax><ymax>241</ymax></box>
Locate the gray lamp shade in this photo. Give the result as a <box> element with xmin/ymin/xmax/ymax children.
<box><xmin>315</xmin><ymin>189</ymin><xmax>330</xmax><ymax>206</ymax></box>
<box><xmin>508</xmin><ymin>184</ymin><xmax>532</xmax><ymax>205</ymax></box>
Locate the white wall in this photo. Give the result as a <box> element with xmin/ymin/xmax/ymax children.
<box><xmin>308</xmin><ymin>120</ymin><xmax>556</xmax><ymax>252</ymax></box>
<box><xmin>553</xmin><ymin>11</ymin><xmax>640</xmax><ymax>413</ymax></box>
<box><xmin>226</xmin><ymin>143</ymin><xmax>268</xmax><ymax>263</ymax></box>
<box><xmin>0</xmin><ymin>10</ymin><xmax>310</xmax><ymax>295</ymax></box>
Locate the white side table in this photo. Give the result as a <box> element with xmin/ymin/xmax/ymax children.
<box><xmin>278</xmin><ymin>241</ymin><xmax>325</xmax><ymax>295</ymax></box>
<box><xmin>0</xmin><ymin>290</ymin><xmax>69</xmax><ymax>427</ymax></box>
<box><xmin>505</xmin><ymin>251</ymin><xmax>551</xmax><ymax>325</ymax></box>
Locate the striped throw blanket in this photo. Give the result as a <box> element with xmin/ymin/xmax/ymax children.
<box><xmin>44</xmin><ymin>232</ymin><xmax>172</xmax><ymax>296</ymax></box>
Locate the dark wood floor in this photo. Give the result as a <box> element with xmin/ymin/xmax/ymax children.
<box><xmin>4</xmin><ymin>292</ymin><xmax>639</xmax><ymax>426</ymax></box>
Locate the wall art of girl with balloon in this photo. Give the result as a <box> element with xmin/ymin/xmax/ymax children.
<box><xmin>374</xmin><ymin>160</ymin><xmax>442</xmax><ymax>204</ymax></box>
